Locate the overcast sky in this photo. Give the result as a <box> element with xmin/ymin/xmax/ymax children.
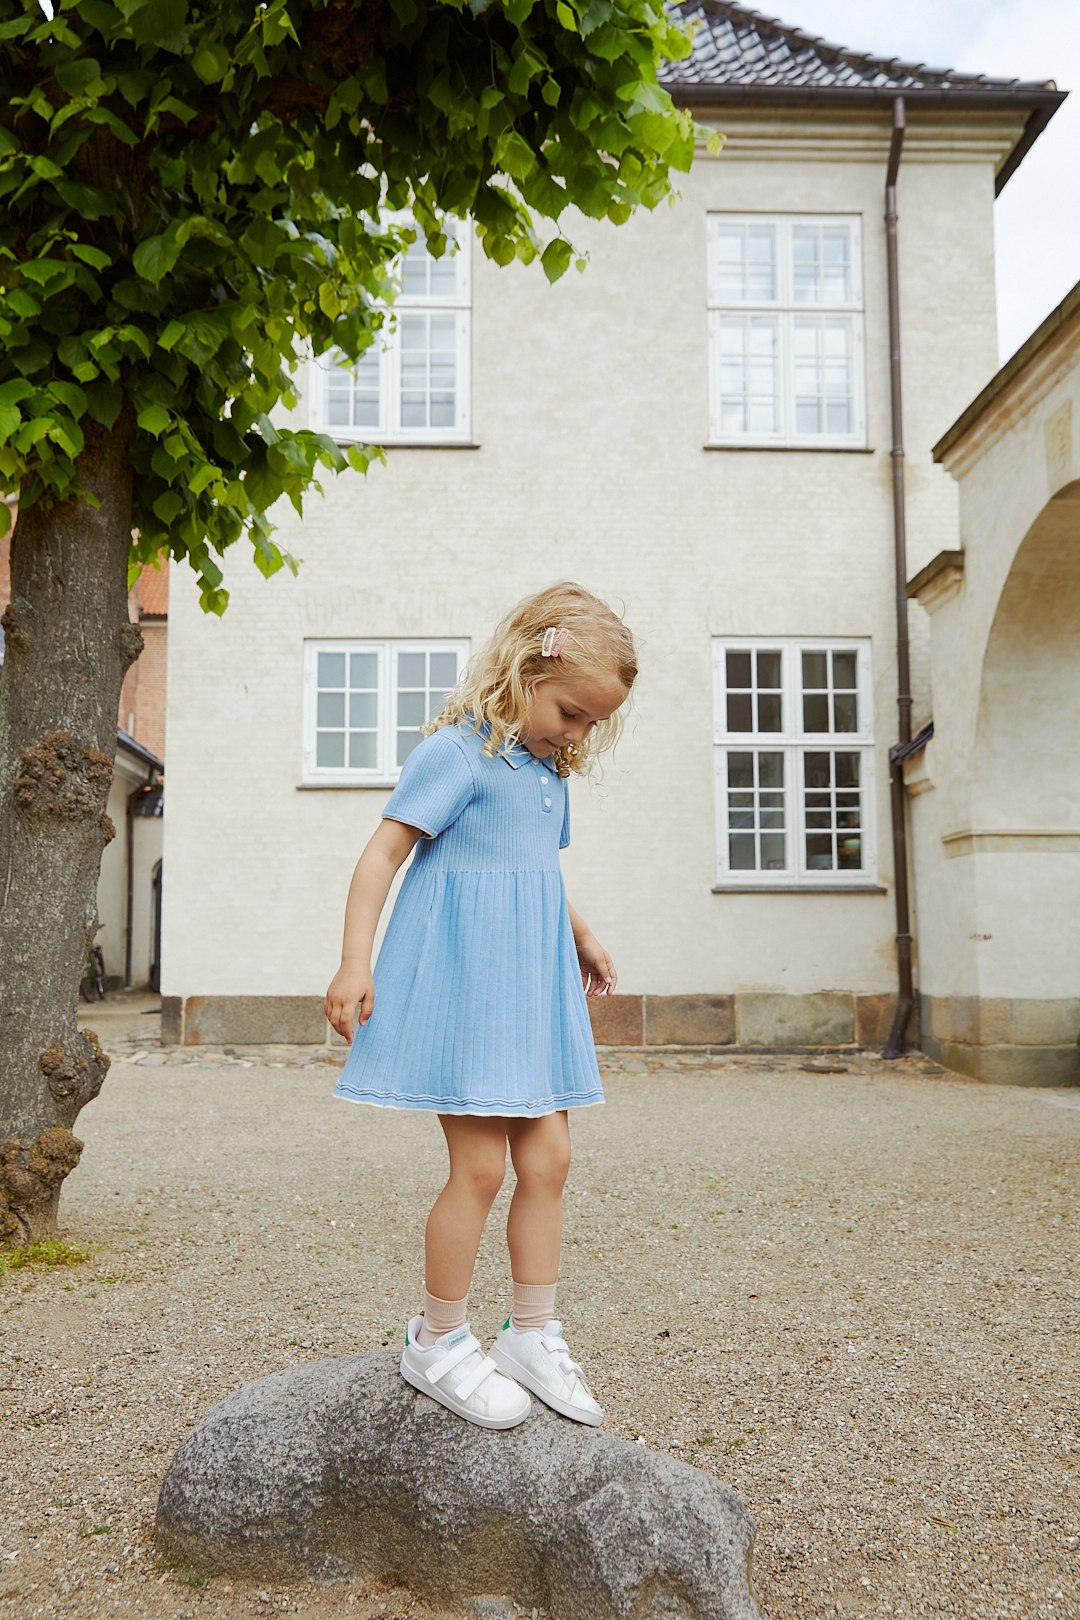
<box><xmin>767</xmin><ymin>0</ymin><xmax>1079</xmax><ymax>365</ymax></box>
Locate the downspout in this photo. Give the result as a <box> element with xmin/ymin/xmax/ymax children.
<box><xmin>882</xmin><ymin>96</ymin><xmax>916</xmax><ymax>1060</ymax></box>
<box><xmin>124</xmin><ymin>774</ymin><xmax>154</xmax><ymax>991</ymax></box>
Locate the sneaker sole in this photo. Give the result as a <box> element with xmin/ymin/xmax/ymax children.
<box><xmin>489</xmin><ymin>1344</ymin><xmax>604</xmax><ymax>1427</ymax></box>
<box><xmin>400</xmin><ymin>1358</ymin><xmax>531</xmax><ymax>1430</ymax></box>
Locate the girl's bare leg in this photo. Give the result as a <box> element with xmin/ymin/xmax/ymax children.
<box><xmin>505</xmin><ymin>1111</ymin><xmax>571</xmax><ymax>1286</ymax></box>
<box><xmin>424</xmin><ymin>1114</ymin><xmax>509</xmax><ymax>1301</ymax></box>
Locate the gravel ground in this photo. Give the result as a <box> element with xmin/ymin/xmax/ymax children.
<box><xmin>2</xmin><ymin>1012</ymin><xmax>1078</xmax><ymax>1620</ymax></box>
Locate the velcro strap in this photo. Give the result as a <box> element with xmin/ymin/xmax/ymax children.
<box><xmin>425</xmin><ymin>1332</ymin><xmax>481</xmax><ymax>1386</ymax></box>
<box><xmin>456</xmin><ymin>1353</ymin><xmax>497</xmax><ymax>1402</ymax></box>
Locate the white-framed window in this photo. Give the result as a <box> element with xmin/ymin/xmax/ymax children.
<box><xmin>302</xmin><ymin>639</ymin><xmax>469</xmax><ymax>785</ymax></box>
<box><xmin>712</xmin><ymin>638</ymin><xmax>876</xmax><ymax>886</ymax></box>
<box><xmin>707</xmin><ymin>215</ymin><xmax>866</xmax><ymax>448</ymax></box>
<box><xmin>310</xmin><ymin>217</ymin><xmax>472</xmax><ymax>444</ymax></box>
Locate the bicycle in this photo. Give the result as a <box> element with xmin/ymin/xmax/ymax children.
<box><xmin>80</xmin><ymin>925</ymin><xmax>107</xmax><ymax>1002</ymax></box>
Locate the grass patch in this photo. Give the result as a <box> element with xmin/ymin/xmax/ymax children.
<box><xmin>0</xmin><ymin>1239</ymin><xmax>93</xmax><ymax>1276</ymax></box>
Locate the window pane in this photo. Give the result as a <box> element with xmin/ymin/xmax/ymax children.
<box><xmin>350</xmin><ymin>652</ymin><xmax>378</xmax><ymax>689</ymax></box>
<box><xmin>761</xmin><ymin>833</ymin><xmax>786</xmax><ymax>870</ymax></box>
<box><xmin>804</xmin><ymin>752</ymin><xmax>832</xmax><ymax>789</ymax></box>
<box><xmin>802</xmin><ymin>650</ymin><xmax>827</xmax><ymax>688</ymax></box>
<box><xmin>833</xmin><ymin>693</ymin><xmax>858</xmax><ymax>732</ymax></box>
<box><xmin>398</xmin><ymin>652</ymin><xmax>427</xmax><ymax>686</ymax></box>
<box><xmin>834</xmin><ymin>751</ymin><xmax>860</xmax><ymax>788</ymax></box>
<box><xmin>726</xmin><ymin>651</ymin><xmax>751</xmax><ymax>686</ymax></box>
<box><xmin>833</xmin><ymin>650</ymin><xmax>857</xmax><ymax>688</ymax></box>
<box><xmin>430</xmin><ymin>652</ymin><xmax>458</xmax><ymax>688</ymax></box>
<box><xmin>397</xmin><ymin>729</ymin><xmax>422</xmax><ymax>767</ymax></box>
<box><xmin>759</xmin><ymin>751</ymin><xmax>784</xmax><ymax>788</ymax></box>
<box><xmin>838</xmin><ymin>835</ymin><xmax>862</xmax><ymax>870</ymax></box>
<box><xmin>317</xmin><ymin>691</ymin><xmax>345</xmax><ymax>727</ymax></box>
<box><xmin>803</xmin><ymin>693</ymin><xmax>829</xmax><ymax>732</ymax></box>
<box><xmin>715</xmin><ymin>223</ymin><xmax>777</xmax><ymax>302</ymax></box>
<box><xmin>793</xmin><ymin>317</ymin><xmax>854</xmax><ymax>438</ymax></box>
<box><xmin>805</xmin><ymin>833</ymin><xmax>833</xmax><ymax>868</ymax></box>
<box><xmin>729</xmin><ymin>833</ymin><xmax>756</xmax><ymax>871</ymax></box>
<box><xmin>793</xmin><ymin>224</ymin><xmax>852</xmax><ymax>304</ymax></box>
<box><xmin>716</xmin><ymin>315</ymin><xmax>778</xmax><ymax>436</ymax></box>
<box><xmin>349</xmin><ymin>691</ymin><xmax>377</xmax><ymax>728</ymax></box>
<box><xmin>397</xmin><ymin>690</ymin><xmax>426</xmax><ymax>727</ymax></box>
<box><xmin>316</xmin><ymin>731</ymin><xmax>345</xmax><ymax>768</ymax></box>
<box><xmin>757</xmin><ymin>693</ymin><xmax>782</xmax><ymax>732</ymax></box>
<box><xmin>756</xmin><ymin>650</ymin><xmax>781</xmax><ymax>688</ymax></box>
<box><xmin>728</xmin><ymin>752</ymin><xmax>754</xmax><ymax>789</ymax></box>
<box><xmin>318</xmin><ymin>651</ymin><xmax>346</xmax><ymax>688</ymax></box>
<box><xmin>348</xmin><ymin>731</ymin><xmax>376</xmax><ymax>769</ymax></box>
<box><xmin>727</xmin><ymin>692</ymin><xmax>753</xmax><ymax>731</ymax></box>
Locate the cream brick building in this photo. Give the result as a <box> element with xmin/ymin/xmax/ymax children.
<box><xmin>161</xmin><ymin>4</ymin><xmax>1067</xmax><ymax>1071</ymax></box>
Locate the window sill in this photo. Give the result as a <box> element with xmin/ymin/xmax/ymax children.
<box><xmin>712</xmin><ymin>883</ymin><xmax>887</xmax><ymax>894</ymax></box>
<box><xmin>704</xmin><ymin>444</ymin><xmax>875</xmax><ymax>454</ymax></box>
<box><xmin>298</xmin><ymin>781</ymin><xmax>398</xmax><ymax>790</ymax></box>
<box><xmin>326</xmin><ymin>438</ymin><xmax>480</xmax><ymax>451</ymax></box>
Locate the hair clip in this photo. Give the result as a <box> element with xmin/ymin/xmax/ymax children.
<box><xmin>541</xmin><ymin>627</ymin><xmax>570</xmax><ymax>658</ymax></box>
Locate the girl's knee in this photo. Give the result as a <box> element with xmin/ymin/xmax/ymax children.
<box><xmin>451</xmin><ymin>1147</ymin><xmax>506</xmax><ymax>1207</ymax></box>
<box><xmin>513</xmin><ymin>1135</ymin><xmax>571</xmax><ymax>1194</ymax></box>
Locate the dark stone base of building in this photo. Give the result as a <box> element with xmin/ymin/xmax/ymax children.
<box><xmin>160</xmin><ymin>990</ymin><xmax>1080</xmax><ymax>1086</ymax></box>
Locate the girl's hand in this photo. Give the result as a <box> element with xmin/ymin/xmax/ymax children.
<box><xmin>576</xmin><ymin>933</ymin><xmax>617</xmax><ymax>997</ymax></box>
<box><xmin>324</xmin><ymin>963</ymin><xmax>375</xmax><ymax>1042</ymax></box>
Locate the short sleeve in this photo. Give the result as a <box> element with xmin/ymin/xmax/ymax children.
<box><xmin>559</xmin><ymin>780</ymin><xmax>571</xmax><ymax>849</ymax></box>
<box><xmin>382</xmin><ymin>729</ymin><xmax>475</xmax><ymax>839</ymax></box>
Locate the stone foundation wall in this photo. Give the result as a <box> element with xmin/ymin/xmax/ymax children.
<box><xmin>919</xmin><ymin>994</ymin><xmax>1080</xmax><ymax>1086</ymax></box>
<box><xmin>161</xmin><ymin>990</ymin><xmax>906</xmax><ymax>1053</ymax></box>
<box><xmin>159</xmin><ymin>992</ymin><xmax>1080</xmax><ymax>1083</ymax></box>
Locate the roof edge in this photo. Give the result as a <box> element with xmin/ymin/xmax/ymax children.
<box><xmin>933</xmin><ymin>278</ymin><xmax>1080</xmax><ymax>464</ymax></box>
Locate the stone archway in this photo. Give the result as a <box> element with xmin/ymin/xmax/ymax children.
<box><xmin>962</xmin><ymin>478</ymin><xmax>1080</xmax><ymax>1080</ymax></box>
<box><xmin>973</xmin><ymin>477</ymin><xmax>1080</xmax><ymax>830</ymax></box>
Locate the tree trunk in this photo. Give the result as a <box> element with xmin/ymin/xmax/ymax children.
<box><xmin>0</xmin><ymin>418</ymin><xmax>141</xmax><ymax>1245</ymax></box>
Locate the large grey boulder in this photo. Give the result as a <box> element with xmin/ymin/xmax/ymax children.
<box><xmin>156</xmin><ymin>1352</ymin><xmax>763</xmax><ymax>1620</ymax></box>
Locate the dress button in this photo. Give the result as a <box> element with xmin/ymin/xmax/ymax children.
<box><xmin>543</xmin><ymin>797</ymin><xmax>552</xmax><ymax>808</ymax></box>
<box><xmin>540</xmin><ymin>775</ymin><xmax>549</xmax><ymax>785</ymax></box>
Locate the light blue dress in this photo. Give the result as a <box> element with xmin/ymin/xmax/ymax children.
<box><xmin>332</xmin><ymin>719</ymin><xmax>604</xmax><ymax>1116</ymax></box>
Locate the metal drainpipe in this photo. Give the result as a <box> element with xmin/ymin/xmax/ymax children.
<box><xmin>124</xmin><ymin>775</ymin><xmax>153</xmax><ymax>991</ymax></box>
<box><xmin>882</xmin><ymin>96</ymin><xmax>916</xmax><ymax>1059</ymax></box>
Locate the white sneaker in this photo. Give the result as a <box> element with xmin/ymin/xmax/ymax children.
<box><xmin>399</xmin><ymin>1317</ymin><xmax>532</xmax><ymax>1430</ymax></box>
<box><xmin>489</xmin><ymin>1318</ymin><xmax>604</xmax><ymax>1427</ymax></box>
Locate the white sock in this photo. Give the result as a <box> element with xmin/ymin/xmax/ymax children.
<box><xmin>417</xmin><ymin>1286</ymin><xmax>468</xmax><ymax>1348</ymax></box>
<box><xmin>511</xmin><ymin>1280</ymin><xmax>557</xmax><ymax>1333</ymax></box>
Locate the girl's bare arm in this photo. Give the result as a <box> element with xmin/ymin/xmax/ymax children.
<box><xmin>566</xmin><ymin>898</ymin><xmax>617</xmax><ymax>996</ymax></box>
<box><xmin>325</xmin><ymin>818</ymin><xmax>426</xmax><ymax>1039</ymax></box>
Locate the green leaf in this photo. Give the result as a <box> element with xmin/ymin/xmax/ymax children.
<box><xmin>540</xmin><ymin>237</ymin><xmax>573</xmax><ymax>283</ymax></box>
<box><xmin>70</xmin><ymin>244</ymin><xmax>112</xmax><ymax>271</ymax></box>
<box><xmin>128</xmin><ymin>0</ymin><xmax>189</xmax><ymax>49</ymax></box>
<box><xmin>136</xmin><ymin>403</ymin><xmax>170</xmax><ymax>437</ymax></box>
<box><xmin>53</xmin><ymin>57</ymin><xmax>105</xmax><ymax>96</ymax></box>
<box><xmin>132</xmin><ymin>234</ymin><xmax>181</xmax><ymax>284</ymax></box>
<box><xmin>0</xmin><ymin>403</ymin><xmax>21</xmax><ymax>442</ymax></box>
<box><xmin>0</xmin><ymin>380</ymin><xmax>33</xmax><ymax>408</ymax></box>
<box><xmin>192</xmin><ymin>41</ymin><xmax>230</xmax><ymax>83</ymax></box>
<box><xmin>556</xmin><ymin>1</ymin><xmax>577</xmax><ymax>27</ymax></box>
<box><xmin>48</xmin><ymin>381</ymin><xmax>88</xmax><ymax>416</ymax></box>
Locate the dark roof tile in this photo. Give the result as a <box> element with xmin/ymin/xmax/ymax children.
<box><xmin>661</xmin><ymin>2</ymin><xmax>1058</xmax><ymax>99</ymax></box>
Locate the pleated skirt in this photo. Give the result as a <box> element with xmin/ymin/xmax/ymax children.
<box><xmin>332</xmin><ymin>867</ymin><xmax>605</xmax><ymax>1116</ymax></box>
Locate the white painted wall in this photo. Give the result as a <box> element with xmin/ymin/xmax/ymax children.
<box><xmin>163</xmin><ymin>111</ymin><xmax>1013</xmax><ymax>1005</ymax></box>
<box><xmin>908</xmin><ymin>314</ymin><xmax>1080</xmax><ymax>1005</ymax></box>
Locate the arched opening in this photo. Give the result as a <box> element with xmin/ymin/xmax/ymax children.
<box><xmin>973</xmin><ymin>478</ymin><xmax>1080</xmax><ymax>830</ymax></box>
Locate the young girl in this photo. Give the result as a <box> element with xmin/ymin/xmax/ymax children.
<box><xmin>324</xmin><ymin>582</ymin><xmax>636</xmax><ymax>1431</ymax></box>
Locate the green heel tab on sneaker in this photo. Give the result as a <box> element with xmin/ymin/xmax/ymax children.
<box><xmin>502</xmin><ymin>1316</ymin><xmax>511</xmax><ymax>1331</ymax></box>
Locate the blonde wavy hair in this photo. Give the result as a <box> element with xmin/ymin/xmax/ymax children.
<box><xmin>425</xmin><ymin>582</ymin><xmax>638</xmax><ymax>777</ymax></box>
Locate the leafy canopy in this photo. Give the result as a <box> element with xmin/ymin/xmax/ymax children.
<box><xmin>0</xmin><ymin>0</ymin><xmax>718</xmax><ymax>611</ymax></box>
